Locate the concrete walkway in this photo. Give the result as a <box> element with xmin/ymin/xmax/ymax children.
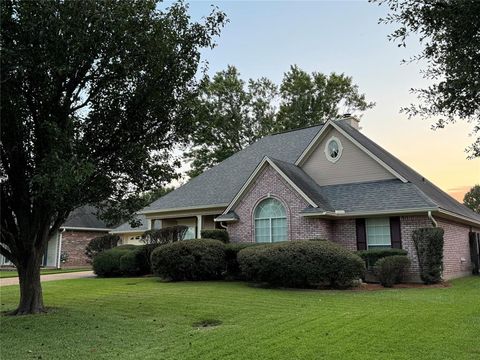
<box><xmin>0</xmin><ymin>271</ymin><xmax>95</xmax><ymax>287</ymax></box>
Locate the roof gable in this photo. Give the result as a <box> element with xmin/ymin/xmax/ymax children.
<box><xmin>222</xmin><ymin>157</ymin><xmax>323</xmax><ymax>215</ymax></box>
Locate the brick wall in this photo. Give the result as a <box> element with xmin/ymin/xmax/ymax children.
<box><xmin>331</xmin><ymin>219</ymin><xmax>357</xmax><ymax>251</ymax></box>
<box><xmin>437</xmin><ymin>218</ymin><xmax>472</xmax><ymax>280</ymax></box>
<box><xmin>61</xmin><ymin>230</ymin><xmax>108</xmax><ymax>267</ymax></box>
<box><xmin>228</xmin><ymin>165</ymin><xmax>332</xmax><ymax>243</ymax></box>
<box><xmin>399</xmin><ymin>215</ymin><xmax>432</xmax><ymax>279</ymax></box>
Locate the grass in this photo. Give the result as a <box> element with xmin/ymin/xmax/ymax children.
<box><xmin>0</xmin><ymin>267</ymin><xmax>91</xmax><ymax>278</ymax></box>
<box><xmin>1</xmin><ymin>277</ymin><xmax>479</xmax><ymax>360</ymax></box>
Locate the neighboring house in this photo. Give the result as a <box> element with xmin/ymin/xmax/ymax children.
<box><xmin>137</xmin><ymin>116</ymin><xmax>480</xmax><ymax>281</ymax></box>
<box><xmin>0</xmin><ymin>206</ymin><xmax>111</xmax><ymax>268</ymax></box>
<box><xmin>110</xmin><ymin>214</ymin><xmax>149</xmax><ymax>245</ymax></box>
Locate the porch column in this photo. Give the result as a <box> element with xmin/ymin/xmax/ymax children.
<box><xmin>196</xmin><ymin>215</ymin><xmax>202</xmax><ymax>238</ymax></box>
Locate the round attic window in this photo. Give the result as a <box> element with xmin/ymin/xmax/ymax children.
<box><xmin>324</xmin><ymin>136</ymin><xmax>343</xmax><ymax>163</ymax></box>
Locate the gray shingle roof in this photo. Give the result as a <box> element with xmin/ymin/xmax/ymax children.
<box><xmin>335</xmin><ymin>119</ymin><xmax>480</xmax><ymax>223</ymax></box>
<box><xmin>142</xmin><ymin>125</ymin><xmax>323</xmax><ymax>212</ymax></box>
<box><xmin>301</xmin><ymin>179</ymin><xmax>437</xmax><ymax>214</ymax></box>
<box><xmin>140</xmin><ymin>118</ymin><xmax>480</xmax><ymax>225</ymax></box>
<box><xmin>62</xmin><ymin>205</ymin><xmax>110</xmax><ymax>229</ymax></box>
<box><xmin>111</xmin><ymin>214</ymin><xmax>148</xmax><ymax>233</ymax></box>
<box><xmin>269</xmin><ymin>158</ymin><xmax>333</xmax><ymax>211</ymax></box>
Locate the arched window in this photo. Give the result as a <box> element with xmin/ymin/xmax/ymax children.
<box><xmin>254</xmin><ymin>198</ymin><xmax>287</xmax><ymax>243</ymax></box>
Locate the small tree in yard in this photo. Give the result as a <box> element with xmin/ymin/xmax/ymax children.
<box><xmin>141</xmin><ymin>226</ymin><xmax>189</xmax><ymax>245</ymax></box>
<box><xmin>0</xmin><ymin>0</ymin><xmax>226</xmax><ymax>314</ymax></box>
<box><xmin>85</xmin><ymin>234</ymin><xmax>120</xmax><ymax>263</ymax></box>
<box><xmin>412</xmin><ymin>228</ymin><xmax>444</xmax><ymax>284</ymax></box>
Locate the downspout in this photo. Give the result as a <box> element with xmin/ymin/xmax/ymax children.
<box><xmin>56</xmin><ymin>228</ymin><xmax>65</xmax><ymax>269</ymax></box>
<box><xmin>219</xmin><ymin>221</ymin><xmax>227</xmax><ymax>229</ymax></box>
<box><xmin>428</xmin><ymin>211</ymin><xmax>437</xmax><ymax>228</ymax></box>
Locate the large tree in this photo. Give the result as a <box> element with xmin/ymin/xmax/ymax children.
<box><xmin>464</xmin><ymin>185</ymin><xmax>480</xmax><ymax>214</ymax></box>
<box><xmin>373</xmin><ymin>0</ymin><xmax>480</xmax><ymax>158</ymax></box>
<box><xmin>0</xmin><ymin>0</ymin><xmax>225</xmax><ymax>314</ymax></box>
<box><xmin>185</xmin><ymin>66</ymin><xmax>277</xmax><ymax>177</ymax></box>
<box><xmin>186</xmin><ymin>65</ymin><xmax>373</xmax><ymax>177</ymax></box>
<box><xmin>275</xmin><ymin>65</ymin><xmax>374</xmax><ymax>132</ymax></box>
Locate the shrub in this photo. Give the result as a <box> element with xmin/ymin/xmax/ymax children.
<box><xmin>141</xmin><ymin>225</ymin><xmax>188</xmax><ymax>245</ymax></box>
<box><xmin>374</xmin><ymin>255</ymin><xmax>411</xmax><ymax>287</ymax></box>
<box><xmin>93</xmin><ymin>246</ymin><xmax>135</xmax><ymax>277</ymax></box>
<box><xmin>85</xmin><ymin>234</ymin><xmax>120</xmax><ymax>263</ymax></box>
<box><xmin>413</xmin><ymin>227</ymin><xmax>444</xmax><ymax>284</ymax></box>
<box><xmin>151</xmin><ymin>239</ymin><xmax>226</xmax><ymax>281</ymax></box>
<box><xmin>119</xmin><ymin>246</ymin><xmax>152</xmax><ymax>276</ymax></box>
<box><xmin>224</xmin><ymin>243</ymin><xmax>260</xmax><ymax>279</ymax></box>
<box><xmin>238</xmin><ymin>240</ymin><xmax>365</xmax><ymax>288</ymax></box>
<box><xmin>201</xmin><ymin>229</ymin><xmax>229</xmax><ymax>243</ymax></box>
<box><xmin>356</xmin><ymin>248</ymin><xmax>408</xmax><ymax>268</ymax></box>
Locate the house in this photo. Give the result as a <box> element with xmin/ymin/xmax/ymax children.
<box><xmin>136</xmin><ymin>116</ymin><xmax>480</xmax><ymax>281</ymax></box>
<box><xmin>110</xmin><ymin>214</ymin><xmax>149</xmax><ymax>245</ymax></box>
<box><xmin>0</xmin><ymin>206</ymin><xmax>111</xmax><ymax>268</ymax></box>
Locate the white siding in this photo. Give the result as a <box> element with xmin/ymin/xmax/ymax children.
<box><xmin>301</xmin><ymin>128</ymin><xmax>395</xmax><ymax>185</ymax></box>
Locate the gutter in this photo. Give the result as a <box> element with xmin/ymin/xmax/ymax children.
<box><xmin>140</xmin><ymin>203</ymin><xmax>228</xmax><ymax>215</ymax></box>
<box><xmin>301</xmin><ymin>207</ymin><xmax>438</xmax><ymax>218</ymax></box>
<box><xmin>428</xmin><ymin>211</ymin><xmax>438</xmax><ymax>227</ymax></box>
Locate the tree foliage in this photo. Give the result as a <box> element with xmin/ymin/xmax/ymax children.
<box><xmin>0</xmin><ymin>0</ymin><xmax>226</xmax><ymax>314</ymax></box>
<box><xmin>373</xmin><ymin>0</ymin><xmax>480</xmax><ymax>158</ymax></box>
<box><xmin>464</xmin><ymin>185</ymin><xmax>480</xmax><ymax>214</ymax></box>
<box><xmin>186</xmin><ymin>65</ymin><xmax>373</xmax><ymax>177</ymax></box>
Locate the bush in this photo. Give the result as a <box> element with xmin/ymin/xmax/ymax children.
<box><xmin>413</xmin><ymin>227</ymin><xmax>444</xmax><ymax>284</ymax></box>
<box><xmin>93</xmin><ymin>246</ymin><xmax>135</xmax><ymax>277</ymax></box>
<box><xmin>238</xmin><ymin>240</ymin><xmax>365</xmax><ymax>288</ymax></box>
<box><xmin>356</xmin><ymin>248</ymin><xmax>408</xmax><ymax>268</ymax></box>
<box><xmin>151</xmin><ymin>239</ymin><xmax>226</xmax><ymax>281</ymax></box>
<box><xmin>141</xmin><ymin>225</ymin><xmax>188</xmax><ymax>245</ymax></box>
<box><xmin>85</xmin><ymin>234</ymin><xmax>120</xmax><ymax>263</ymax></box>
<box><xmin>224</xmin><ymin>243</ymin><xmax>260</xmax><ymax>279</ymax></box>
<box><xmin>201</xmin><ymin>229</ymin><xmax>229</xmax><ymax>243</ymax></box>
<box><xmin>374</xmin><ymin>255</ymin><xmax>411</xmax><ymax>287</ymax></box>
<box><xmin>119</xmin><ymin>246</ymin><xmax>152</xmax><ymax>276</ymax></box>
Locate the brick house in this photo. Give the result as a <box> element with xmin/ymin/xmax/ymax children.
<box><xmin>132</xmin><ymin>116</ymin><xmax>480</xmax><ymax>281</ymax></box>
<box><xmin>0</xmin><ymin>206</ymin><xmax>111</xmax><ymax>268</ymax></box>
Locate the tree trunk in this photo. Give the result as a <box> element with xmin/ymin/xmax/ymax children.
<box><xmin>12</xmin><ymin>253</ymin><xmax>45</xmax><ymax>315</ymax></box>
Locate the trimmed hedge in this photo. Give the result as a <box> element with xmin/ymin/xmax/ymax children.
<box><xmin>224</xmin><ymin>243</ymin><xmax>260</xmax><ymax>279</ymax></box>
<box><xmin>119</xmin><ymin>246</ymin><xmax>152</xmax><ymax>276</ymax></box>
<box><xmin>356</xmin><ymin>248</ymin><xmax>408</xmax><ymax>268</ymax></box>
<box><xmin>151</xmin><ymin>239</ymin><xmax>226</xmax><ymax>281</ymax></box>
<box><xmin>238</xmin><ymin>240</ymin><xmax>365</xmax><ymax>288</ymax></box>
<box><xmin>93</xmin><ymin>246</ymin><xmax>137</xmax><ymax>277</ymax></box>
<box><xmin>201</xmin><ymin>229</ymin><xmax>229</xmax><ymax>243</ymax></box>
<box><xmin>374</xmin><ymin>255</ymin><xmax>411</xmax><ymax>287</ymax></box>
<box><xmin>413</xmin><ymin>227</ymin><xmax>444</xmax><ymax>284</ymax></box>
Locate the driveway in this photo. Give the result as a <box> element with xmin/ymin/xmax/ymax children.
<box><xmin>0</xmin><ymin>271</ymin><xmax>95</xmax><ymax>287</ymax></box>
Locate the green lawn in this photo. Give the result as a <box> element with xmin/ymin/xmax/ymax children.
<box><xmin>0</xmin><ymin>268</ymin><xmax>91</xmax><ymax>278</ymax></box>
<box><xmin>1</xmin><ymin>277</ymin><xmax>479</xmax><ymax>360</ymax></box>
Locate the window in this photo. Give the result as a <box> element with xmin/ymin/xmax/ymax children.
<box><xmin>324</xmin><ymin>136</ymin><xmax>343</xmax><ymax>163</ymax></box>
<box><xmin>254</xmin><ymin>198</ymin><xmax>287</xmax><ymax>243</ymax></box>
<box><xmin>366</xmin><ymin>218</ymin><xmax>391</xmax><ymax>249</ymax></box>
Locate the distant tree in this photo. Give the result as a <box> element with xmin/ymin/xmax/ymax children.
<box><xmin>98</xmin><ymin>186</ymin><xmax>175</xmax><ymax>228</ymax></box>
<box><xmin>186</xmin><ymin>66</ymin><xmax>277</xmax><ymax>178</ymax></box>
<box><xmin>275</xmin><ymin>65</ymin><xmax>374</xmax><ymax>132</ymax></box>
<box><xmin>372</xmin><ymin>0</ymin><xmax>480</xmax><ymax>158</ymax></box>
<box><xmin>186</xmin><ymin>65</ymin><xmax>373</xmax><ymax>177</ymax></box>
<box><xmin>0</xmin><ymin>0</ymin><xmax>226</xmax><ymax>315</ymax></box>
<box><xmin>464</xmin><ymin>185</ymin><xmax>480</xmax><ymax>214</ymax></box>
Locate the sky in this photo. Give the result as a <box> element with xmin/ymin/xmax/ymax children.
<box><xmin>170</xmin><ymin>0</ymin><xmax>479</xmax><ymax>201</ymax></box>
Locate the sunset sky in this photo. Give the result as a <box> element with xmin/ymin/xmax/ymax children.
<box><xmin>176</xmin><ymin>0</ymin><xmax>479</xmax><ymax>201</ymax></box>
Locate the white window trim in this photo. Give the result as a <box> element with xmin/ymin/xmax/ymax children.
<box><xmin>324</xmin><ymin>136</ymin><xmax>343</xmax><ymax>163</ymax></box>
<box><xmin>254</xmin><ymin>199</ymin><xmax>287</xmax><ymax>243</ymax></box>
